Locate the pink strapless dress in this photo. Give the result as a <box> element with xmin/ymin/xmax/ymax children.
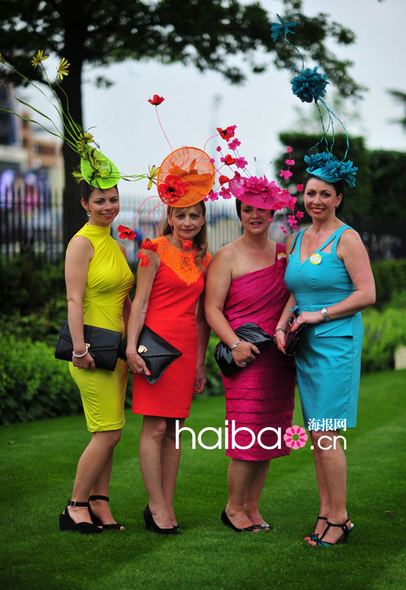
<box><xmin>222</xmin><ymin>244</ymin><xmax>295</xmax><ymax>461</ymax></box>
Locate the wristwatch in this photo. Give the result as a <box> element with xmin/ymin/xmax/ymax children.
<box><xmin>320</xmin><ymin>307</ymin><xmax>331</xmax><ymax>322</ymax></box>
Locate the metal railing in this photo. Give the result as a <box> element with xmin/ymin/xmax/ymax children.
<box><xmin>0</xmin><ymin>185</ymin><xmax>242</xmax><ymax>261</ymax></box>
<box><xmin>0</xmin><ymin>184</ymin><xmax>403</xmax><ymax>261</ymax></box>
<box><xmin>0</xmin><ymin>183</ymin><xmax>63</xmax><ymax>260</ymax></box>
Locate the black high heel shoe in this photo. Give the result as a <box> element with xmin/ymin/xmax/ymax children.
<box><xmin>59</xmin><ymin>500</ymin><xmax>103</xmax><ymax>534</ymax></box>
<box><xmin>221</xmin><ymin>510</ymin><xmax>258</xmax><ymax>533</ymax></box>
<box><xmin>88</xmin><ymin>495</ymin><xmax>125</xmax><ymax>531</ymax></box>
<box><xmin>315</xmin><ymin>517</ymin><xmax>354</xmax><ymax>547</ymax></box>
<box><xmin>143</xmin><ymin>505</ymin><xmax>180</xmax><ymax>535</ymax></box>
<box><xmin>304</xmin><ymin>515</ymin><xmax>328</xmax><ymax>542</ymax></box>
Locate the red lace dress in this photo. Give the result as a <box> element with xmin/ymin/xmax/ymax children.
<box><xmin>132</xmin><ymin>236</ymin><xmax>210</xmax><ymax>418</ymax></box>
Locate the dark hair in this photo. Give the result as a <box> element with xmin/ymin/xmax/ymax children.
<box><xmin>80</xmin><ymin>181</ymin><xmax>118</xmax><ymax>202</ymax></box>
<box><xmin>303</xmin><ymin>175</ymin><xmax>345</xmax><ymax>214</ymax></box>
<box><xmin>162</xmin><ymin>201</ymin><xmax>207</xmax><ymax>266</ymax></box>
<box><xmin>235</xmin><ymin>198</ymin><xmax>242</xmax><ymax>219</ymax></box>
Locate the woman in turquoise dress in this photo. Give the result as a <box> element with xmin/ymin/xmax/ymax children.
<box><xmin>276</xmin><ymin>175</ymin><xmax>375</xmax><ymax>546</ymax></box>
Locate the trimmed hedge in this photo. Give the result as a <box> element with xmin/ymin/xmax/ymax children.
<box><xmin>1</xmin><ymin>303</ymin><xmax>406</xmax><ymax>425</ymax></box>
<box><xmin>371</xmin><ymin>259</ymin><xmax>406</xmax><ymax>308</ymax></box>
<box><xmin>0</xmin><ymin>253</ymin><xmax>65</xmax><ymax>315</ymax></box>
<box><xmin>0</xmin><ymin>334</ymin><xmax>81</xmax><ymax>425</ymax></box>
<box><xmin>361</xmin><ymin>307</ymin><xmax>406</xmax><ymax>373</ymax></box>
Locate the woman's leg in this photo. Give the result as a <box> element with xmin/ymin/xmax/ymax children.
<box><xmin>139</xmin><ymin>416</ymin><xmax>173</xmax><ymax>529</ymax></box>
<box><xmin>244</xmin><ymin>461</ymin><xmax>270</xmax><ymax>525</ymax></box>
<box><xmin>226</xmin><ymin>458</ymin><xmax>259</xmax><ymax>528</ymax></box>
<box><xmin>69</xmin><ymin>430</ymin><xmax>121</xmax><ymax>524</ymax></box>
<box><xmin>310</xmin><ymin>432</ymin><xmax>331</xmax><ymax>537</ymax></box>
<box><xmin>89</xmin><ymin>447</ymin><xmax>122</xmax><ymax>524</ymax></box>
<box><xmin>161</xmin><ymin>419</ymin><xmax>183</xmax><ymax>526</ymax></box>
<box><xmin>309</xmin><ymin>430</ymin><xmax>350</xmax><ymax>544</ymax></box>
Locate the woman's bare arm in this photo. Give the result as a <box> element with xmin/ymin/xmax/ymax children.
<box><xmin>65</xmin><ymin>236</ymin><xmax>95</xmax><ymax>370</ymax></box>
<box><xmin>126</xmin><ymin>250</ymin><xmax>159</xmax><ymax>375</ymax></box>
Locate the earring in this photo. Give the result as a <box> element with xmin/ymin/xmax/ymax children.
<box><xmin>86</xmin><ymin>211</ymin><xmax>91</xmax><ymax>217</ymax></box>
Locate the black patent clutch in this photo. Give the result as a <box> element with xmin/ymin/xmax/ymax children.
<box><xmin>55</xmin><ymin>321</ymin><xmax>123</xmax><ymax>371</ymax></box>
<box><xmin>284</xmin><ymin>313</ymin><xmax>306</xmax><ymax>357</ymax></box>
<box><xmin>120</xmin><ymin>325</ymin><xmax>182</xmax><ymax>385</ymax></box>
<box><xmin>214</xmin><ymin>323</ymin><xmax>274</xmax><ymax>377</ymax></box>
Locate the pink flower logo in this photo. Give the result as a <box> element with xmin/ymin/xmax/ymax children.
<box><xmin>284</xmin><ymin>425</ymin><xmax>308</xmax><ymax>449</ymax></box>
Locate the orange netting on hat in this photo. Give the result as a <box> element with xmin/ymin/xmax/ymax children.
<box><xmin>157</xmin><ymin>147</ymin><xmax>215</xmax><ymax>208</ymax></box>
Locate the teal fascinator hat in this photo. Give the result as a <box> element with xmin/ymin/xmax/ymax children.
<box><xmin>304</xmin><ymin>153</ymin><xmax>358</xmax><ymax>188</ymax></box>
<box><xmin>271</xmin><ymin>15</ymin><xmax>358</xmax><ymax>188</ymax></box>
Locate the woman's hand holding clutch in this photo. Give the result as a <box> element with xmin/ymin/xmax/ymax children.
<box><xmin>126</xmin><ymin>350</ymin><xmax>151</xmax><ymax>376</ymax></box>
<box><xmin>232</xmin><ymin>341</ymin><xmax>260</xmax><ymax>368</ymax></box>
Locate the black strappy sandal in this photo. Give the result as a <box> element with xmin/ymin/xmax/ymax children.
<box><xmin>59</xmin><ymin>500</ymin><xmax>103</xmax><ymax>534</ymax></box>
<box><xmin>304</xmin><ymin>515</ymin><xmax>328</xmax><ymax>542</ymax></box>
<box><xmin>315</xmin><ymin>517</ymin><xmax>354</xmax><ymax>547</ymax></box>
<box><xmin>88</xmin><ymin>495</ymin><xmax>125</xmax><ymax>531</ymax></box>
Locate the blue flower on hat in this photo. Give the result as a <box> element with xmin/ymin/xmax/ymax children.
<box><xmin>304</xmin><ymin>152</ymin><xmax>358</xmax><ymax>188</ymax></box>
<box><xmin>291</xmin><ymin>67</ymin><xmax>329</xmax><ymax>103</ymax></box>
<box><xmin>271</xmin><ymin>14</ymin><xmax>298</xmax><ymax>42</ymax></box>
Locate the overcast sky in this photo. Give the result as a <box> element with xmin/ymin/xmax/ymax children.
<box><xmin>24</xmin><ymin>0</ymin><xmax>406</xmax><ymax>192</ymax></box>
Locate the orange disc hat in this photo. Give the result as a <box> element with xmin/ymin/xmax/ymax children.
<box><xmin>157</xmin><ymin>146</ymin><xmax>215</xmax><ymax>208</ymax></box>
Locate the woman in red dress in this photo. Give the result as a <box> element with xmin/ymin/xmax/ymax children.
<box><xmin>126</xmin><ymin>147</ymin><xmax>214</xmax><ymax>534</ymax></box>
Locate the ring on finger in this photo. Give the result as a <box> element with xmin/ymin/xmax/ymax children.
<box><xmin>240</xmin><ymin>361</ymin><xmax>247</xmax><ymax>367</ymax></box>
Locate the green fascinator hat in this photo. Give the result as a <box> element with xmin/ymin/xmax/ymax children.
<box><xmin>0</xmin><ymin>51</ymin><xmax>146</xmax><ymax>190</ymax></box>
<box><xmin>76</xmin><ymin>147</ymin><xmax>121</xmax><ymax>189</ymax></box>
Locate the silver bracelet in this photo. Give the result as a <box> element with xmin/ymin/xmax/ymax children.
<box><xmin>72</xmin><ymin>343</ymin><xmax>90</xmax><ymax>358</ymax></box>
<box><xmin>229</xmin><ymin>340</ymin><xmax>241</xmax><ymax>350</ymax></box>
<box><xmin>274</xmin><ymin>327</ymin><xmax>287</xmax><ymax>335</ymax></box>
<box><xmin>320</xmin><ymin>307</ymin><xmax>331</xmax><ymax>322</ymax></box>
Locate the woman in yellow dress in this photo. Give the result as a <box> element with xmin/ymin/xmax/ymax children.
<box><xmin>0</xmin><ymin>55</ymin><xmax>141</xmax><ymax>534</ymax></box>
<box><xmin>59</xmin><ymin>171</ymin><xmax>134</xmax><ymax>534</ymax></box>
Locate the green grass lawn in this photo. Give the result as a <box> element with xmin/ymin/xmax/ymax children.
<box><xmin>1</xmin><ymin>370</ymin><xmax>406</xmax><ymax>590</ymax></box>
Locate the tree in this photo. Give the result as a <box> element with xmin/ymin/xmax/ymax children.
<box><xmin>0</xmin><ymin>0</ymin><xmax>362</xmax><ymax>243</ymax></box>
<box><xmin>388</xmin><ymin>89</ymin><xmax>406</xmax><ymax>131</ymax></box>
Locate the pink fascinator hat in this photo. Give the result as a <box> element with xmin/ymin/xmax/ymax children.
<box><xmin>228</xmin><ymin>173</ymin><xmax>297</xmax><ymax>211</ymax></box>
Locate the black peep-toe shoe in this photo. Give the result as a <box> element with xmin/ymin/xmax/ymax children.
<box><xmin>88</xmin><ymin>495</ymin><xmax>125</xmax><ymax>530</ymax></box>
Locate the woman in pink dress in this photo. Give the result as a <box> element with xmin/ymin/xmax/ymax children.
<box><xmin>205</xmin><ymin>177</ymin><xmax>296</xmax><ymax>532</ymax></box>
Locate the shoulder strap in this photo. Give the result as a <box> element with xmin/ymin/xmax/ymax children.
<box><xmin>289</xmin><ymin>230</ymin><xmax>302</xmax><ymax>255</ymax></box>
<box><xmin>317</xmin><ymin>225</ymin><xmax>350</xmax><ymax>253</ymax></box>
<box><xmin>331</xmin><ymin>224</ymin><xmax>352</xmax><ymax>253</ymax></box>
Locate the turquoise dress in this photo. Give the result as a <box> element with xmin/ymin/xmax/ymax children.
<box><xmin>284</xmin><ymin>225</ymin><xmax>363</xmax><ymax>430</ymax></box>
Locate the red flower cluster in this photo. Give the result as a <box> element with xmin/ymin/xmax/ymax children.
<box><xmin>219</xmin><ymin>175</ymin><xmax>230</xmax><ymax>185</ymax></box>
<box><xmin>158</xmin><ymin>175</ymin><xmax>189</xmax><ymax>204</ymax></box>
<box><xmin>221</xmin><ymin>154</ymin><xmax>236</xmax><ymax>166</ymax></box>
<box><xmin>181</xmin><ymin>239</ymin><xmax>193</xmax><ymax>250</ymax></box>
<box><xmin>148</xmin><ymin>94</ymin><xmax>165</xmax><ymax>106</ymax></box>
<box><xmin>217</xmin><ymin>125</ymin><xmax>236</xmax><ymax>141</ymax></box>
<box><xmin>137</xmin><ymin>238</ymin><xmax>158</xmax><ymax>268</ymax></box>
<box><xmin>137</xmin><ymin>251</ymin><xmax>149</xmax><ymax>267</ymax></box>
<box><xmin>117</xmin><ymin>225</ymin><xmax>136</xmax><ymax>241</ymax></box>
<box><xmin>140</xmin><ymin>238</ymin><xmax>158</xmax><ymax>252</ymax></box>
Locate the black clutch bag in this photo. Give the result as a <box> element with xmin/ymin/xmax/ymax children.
<box><xmin>120</xmin><ymin>325</ymin><xmax>182</xmax><ymax>385</ymax></box>
<box><xmin>214</xmin><ymin>323</ymin><xmax>274</xmax><ymax>377</ymax></box>
<box><xmin>285</xmin><ymin>315</ymin><xmax>306</xmax><ymax>357</ymax></box>
<box><xmin>55</xmin><ymin>321</ymin><xmax>123</xmax><ymax>371</ymax></box>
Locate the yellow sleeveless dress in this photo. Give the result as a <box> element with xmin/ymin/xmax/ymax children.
<box><xmin>68</xmin><ymin>223</ymin><xmax>134</xmax><ymax>432</ymax></box>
